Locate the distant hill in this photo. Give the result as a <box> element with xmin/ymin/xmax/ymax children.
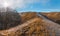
<box><xmin>41</xmin><ymin>12</ymin><xmax>60</xmax><ymax>24</ymax></box>
<box><xmin>20</xmin><ymin>12</ymin><xmax>60</xmax><ymax>24</ymax></box>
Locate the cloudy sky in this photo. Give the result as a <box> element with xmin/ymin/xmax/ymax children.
<box><xmin>0</xmin><ymin>0</ymin><xmax>60</xmax><ymax>12</ymax></box>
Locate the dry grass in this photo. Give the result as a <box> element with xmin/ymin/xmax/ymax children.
<box><xmin>42</xmin><ymin>12</ymin><xmax>60</xmax><ymax>24</ymax></box>
<box><xmin>0</xmin><ymin>12</ymin><xmax>59</xmax><ymax>36</ymax></box>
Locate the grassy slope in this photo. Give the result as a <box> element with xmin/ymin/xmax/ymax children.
<box><xmin>42</xmin><ymin>12</ymin><xmax>60</xmax><ymax>24</ymax></box>
<box><xmin>0</xmin><ymin>12</ymin><xmax>60</xmax><ymax>36</ymax></box>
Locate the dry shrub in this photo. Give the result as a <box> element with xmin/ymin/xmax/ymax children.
<box><xmin>0</xmin><ymin>8</ymin><xmax>21</xmax><ymax>30</ymax></box>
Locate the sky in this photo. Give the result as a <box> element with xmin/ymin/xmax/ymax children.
<box><xmin>0</xmin><ymin>0</ymin><xmax>60</xmax><ymax>12</ymax></box>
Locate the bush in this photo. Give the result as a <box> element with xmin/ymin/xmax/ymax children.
<box><xmin>0</xmin><ymin>8</ymin><xmax>21</xmax><ymax>30</ymax></box>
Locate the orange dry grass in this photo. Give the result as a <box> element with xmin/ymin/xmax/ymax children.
<box><xmin>42</xmin><ymin>12</ymin><xmax>60</xmax><ymax>20</ymax></box>
<box><xmin>0</xmin><ymin>12</ymin><xmax>56</xmax><ymax>36</ymax></box>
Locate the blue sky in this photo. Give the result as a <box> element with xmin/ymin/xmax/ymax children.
<box><xmin>0</xmin><ymin>0</ymin><xmax>60</xmax><ymax>12</ymax></box>
<box><xmin>16</xmin><ymin>0</ymin><xmax>60</xmax><ymax>12</ymax></box>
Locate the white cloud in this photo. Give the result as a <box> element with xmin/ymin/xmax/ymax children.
<box><xmin>0</xmin><ymin>0</ymin><xmax>40</xmax><ymax>9</ymax></box>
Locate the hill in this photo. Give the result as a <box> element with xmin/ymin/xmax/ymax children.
<box><xmin>0</xmin><ymin>12</ymin><xmax>60</xmax><ymax>36</ymax></box>
<box><xmin>41</xmin><ymin>12</ymin><xmax>60</xmax><ymax>24</ymax></box>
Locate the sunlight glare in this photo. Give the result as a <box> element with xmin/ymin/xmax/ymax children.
<box><xmin>3</xmin><ymin>2</ymin><xmax>11</xmax><ymax>7</ymax></box>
